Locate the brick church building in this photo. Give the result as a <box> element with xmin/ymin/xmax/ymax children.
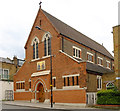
<box><xmin>14</xmin><ymin>6</ymin><xmax>114</xmax><ymax>106</ymax></box>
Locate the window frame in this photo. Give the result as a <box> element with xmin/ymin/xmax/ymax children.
<box><xmin>43</xmin><ymin>33</ymin><xmax>51</xmax><ymax>57</ymax></box>
<box><xmin>97</xmin><ymin>75</ymin><xmax>102</xmax><ymax>90</ymax></box>
<box><xmin>1</xmin><ymin>69</ymin><xmax>9</xmax><ymax>80</ymax></box>
<box><xmin>73</xmin><ymin>46</ymin><xmax>82</xmax><ymax>59</ymax></box>
<box><xmin>97</xmin><ymin>57</ymin><xmax>103</xmax><ymax>66</ymax></box>
<box><xmin>87</xmin><ymin>52</ymin><xmax>94</xmax><ymax>63</ymax></box>
<box><xmin>106</xmin><ymin>60</ymin><xmax>110</xmax><ymax>69</ymax></box>
<box><xmin>31</xmin><ymin>37</ymin><xmax>39</xmax><ymax>59</ymax></box>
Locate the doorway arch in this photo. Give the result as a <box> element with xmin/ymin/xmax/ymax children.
<box><xmin>35</xmin><ymin>82</ymin><xmax>45</xmax><ymax>102</ymax></box>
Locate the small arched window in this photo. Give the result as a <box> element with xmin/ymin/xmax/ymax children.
<box><xmin>106</xmin><ymin>82</ymin><xmax>114</xmax><ymax>89</ymax></box>
<box><xmin>31</xmin><ymin>37</ymin><xmax>39</xmax><ymax>59</ymax></box>
<box><xmin>43</xmin><ymin>33</ymin><xmax>51</xmax><ymax>56</ymax></box>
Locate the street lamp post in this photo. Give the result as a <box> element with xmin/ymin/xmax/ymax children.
<box><xmin>35</xmin><ymin>26</ymin><xmax>53</xmax><ymax>108</ymax></box>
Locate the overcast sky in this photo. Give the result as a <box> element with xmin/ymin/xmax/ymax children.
<box><xmin>0</xmin><ymin>0</ymin><xmax>119</xmax><ymax>59</ymax></box>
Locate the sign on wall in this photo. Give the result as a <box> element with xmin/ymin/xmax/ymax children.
<box><xmin>37</xmin><ymin>61</ymin><xmax>45</xmax><ymax>70</ymax></box>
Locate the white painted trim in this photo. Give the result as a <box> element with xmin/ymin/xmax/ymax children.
<box><xmin>53</xmin><ymin>87</ymin><xmax>56</xmax><ymax>90</ymax></box>
<box><xmin>116</xmin><ymin>77</ymin><xmax>120</xmax><ymax>80</ymax></box>
<box><xmin>42</xmin><ymin>32</ymin><xmax>52</xmax><ymax>42</ymax></box>
<box><xmin>42</xmin><ymin>55</ymin><xmax>51</xmax><ymax>59</ymax></box>
<box><xmin>31</xmin><ymin>58</ymin><xmax>40</xmax><ymax>62</ymax></box>
<box><xmin>55</xmin><ymin>103</ymin><xmax>86</xmax><ymax>107</ymax></box>
<box><xmin>31</xmin><ymin>36</ymin><xmax>39</xmax><ymax>46</ymax></box>
<box><xmin>52</xmin><ymin>77</ymin><xmax>56</xmax><ymax>79</ymax></box>
<box><xmin>51</xmin><ymin>87</ymin><xmax>86</xmax><ymax>91</ymax></box>
<box><xmin>98</xmin><ymin>64</ymin><xmax>103</xmax><ymax>67</ymax></box>
<box><xmin>87</xmin><ymin>52</ymin><xmax>93</xmax><ymax>56</ymax></box>
<box><xmin>106</xmin><ymin>60</ymin><xmax>110</xmax><ymax>63</ymax></box>
<box><xmin>31</xmin><ymin>70</ymin><xmax>50</xmax><ymax>77</ymax></box>
<box><xmin>98</xmin><ymin>56</ymin><xmax>103</xmax><ymax>60</ymax></box>
<box><xmin>73</xmin><ymin>46</ymin><xmax>82</xmax><ymax>59</ymax></box>
<box><xmin>97</xmin><ymin>75</ymin><xmax>102</xmax><ymax>90</ymax></box>
<box><xmin>1</xmin><ymin>68</ymin><xmax>9</xmax><ymax>79</ymax></box>
<box><xmin>15</xmin><ymin>89</ymin><xmax>25</xmax><ymax>92</ymax></box>
<box><xmin>87</xmin><ymin>60</ymin><xmax>94</xmax><ymax>64</ymax></box>
<box><xmin>59</xmin><ymin>50</ymin><xmax>83</xmax><ymax>63</ymax></box>
<box><xmin>16</xmin><ymin>81</ymin><xmax>25</xmax><ymax>83</ymax></box>
<box><xmin>73</xmin><ymin>46</ymin><xmax>81</xmax><ymax>51</ymax></box>
<box><xmin>62</xmin><ymin>74</ymin><xmax>80</xmax><ymax>78</ymax></box>
<box><xmin>63</xmin><ymin>85</ymin><xmax>79</xmax><ymax>89</ymax></box>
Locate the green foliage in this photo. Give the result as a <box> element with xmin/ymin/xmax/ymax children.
<box><xmin>97</xmin><ymin>89</ymin><xmax>120</xmax><ymax>105</ymax></box>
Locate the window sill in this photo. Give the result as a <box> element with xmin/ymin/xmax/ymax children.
<box><xmin>63</xmin><ymin>86</ymin><xmax>79</xmax><ymax>89</ymax></box>
<box><xmin>31</xmin><ymin>58</ymin><xmax>40</xmax><ymax>62</ymax></box>
<box><xmin>87</xmin><ymin>60</ymin><xmax>94</xmax><ymax>64</ymax></box>
<box><xmin>98</xmin><ymin>64</ymin><xmax>103</xmax><ymax>67</ymax></box>
<box><xmin>16</xmin><ymin>89</ymin><xmax>25</xmax><ymax>92</ymax></box>
<box><xmin>97</xmin><ymin>88</ymin><xmax>102</xmax><ymax>90</ymax></box>
<box><xmin>106</xmin><ymin>67</ymin><xmax>111</xmax><ymax>70</ymax></box>
<box><xmin>53</xmin><ymin>87</ymin><xmax>56</xmax><ymax>90</ymax></box>
<box><xmin>73</xmin><ymin>56</ymin><xmax>82</xmax><ymax>60</ymax></box>
<box><xmin>42</xmin><ymin>55</ymin><xmax>51</xmax><ymax>59</ymax></box>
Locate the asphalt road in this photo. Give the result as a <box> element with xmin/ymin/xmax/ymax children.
<box><xmin>2</xmin><ymin>104</ymin><xmax>118</xmax><ymax>111</ymax></box>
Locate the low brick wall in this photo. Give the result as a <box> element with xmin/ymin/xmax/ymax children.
<box><xmin>53</xmin><ymin>89</ymin><xmax>86</xmax><ymax>104</ymax></box>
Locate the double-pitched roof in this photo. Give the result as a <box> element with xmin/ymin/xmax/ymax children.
<box><xmin>42</xmin><ymin>9</ymin><xmax>113</xmax><ymax>60</ymax></box>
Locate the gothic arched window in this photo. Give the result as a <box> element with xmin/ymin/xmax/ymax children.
<box><xmin>31</xmin><ymin>37</ymin><xmax>39</xmax><ymax>59</ymax></box>
<box><xmin>43</xmin><ymin>33</ymin><xmax>51</xmax><ymax>56</ymax></box>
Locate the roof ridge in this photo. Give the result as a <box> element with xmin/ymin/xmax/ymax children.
<box><xmin>42</xmin><ymin>9</ymin><xmax>113</xmax><ymax>59</ymax></box>
<box><xmin>42</xmin><ymin>9</ymin><xmax>104</xmax><ymax>48</ymax></box>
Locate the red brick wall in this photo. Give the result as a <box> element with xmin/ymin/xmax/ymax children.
<box><xmin>14</xmin><ymin>8</ymin><xmax>87</xmax><ymax>103</ymax></box>
<box><xmin>53</xmin><ymin>90</ymin><xmax>86</xmax><ymax>103</ymax></box>
<box><xmin>14</xmin><ymin>92</ymin><xmax>32</xmax><ymax>101</ymax></box>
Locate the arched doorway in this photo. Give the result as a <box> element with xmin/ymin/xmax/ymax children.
<box><xmin>36</xmin><ymin>82</ymin><xmax>45</xmax><ymax>102</ymax></box>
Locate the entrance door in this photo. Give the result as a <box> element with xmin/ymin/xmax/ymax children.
<box><xmin>37</xmin><ymin>83</ymin><xmax>45</xmax><ymax>102</ymax></box>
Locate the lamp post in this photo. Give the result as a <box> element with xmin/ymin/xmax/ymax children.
<box><xmin>35</xmin><ymin>26</ymin><xmax>53</xmax><ymax>108</ymax></box>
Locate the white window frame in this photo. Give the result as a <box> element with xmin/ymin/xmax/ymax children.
<box><xmin>42</xmin><ymin>33</ymin><xmax>51</xmax><ymax>57</ymax></box>
<box><xmin>73</xmin><ymin>46</ymin><xmax>82</xmax><ymax>59</ymax></box>
<box><xmin>1</xmin><ymin>69</ymin><xmax>9</xmax><ymax>79</ymax></box>
<box><xmin>87</xmin><ymin>52</ymin><xmax>94</xmax><ymax>63</ymax></box>
<box><xmin>97</xmin><ymin>57</ymin><xmax>103</xmax><ymax>66</ymax></box>
<box><xmin>106</xmin><ymin>60</ymin><xmax>110</xmax><ymax>69</ymax></box>
<box><xmin>16</xmin><ymin>81</ymin><xmax>25</xmax><ymax>91</ymax></box>
<box><xmin>31</xmin><ymin>37</ymin><xmax>39</xmax><ymax>59</ymax></box>
<box><xmin>62</xmin><ymin>74</ymin><xmax>80</xmax><ymax>89</ymax></box>
<box><xmin>97</xmin><ymin>75</ymin><xmax>102</xmax><ymax>90</ymax></box>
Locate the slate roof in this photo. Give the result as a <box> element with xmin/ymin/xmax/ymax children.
<box><xmin>0</xmin><ymin>57</ymin><xmax>13</xmax><ymax>64</ymax></box>
<box><xmin>42</xmin><ymin>9</ymin><xmax>113</xmax><ymax>59</ymax></box>
<box><xmin>86</xmin><ymin>62</ymin><xmax>114</xmax><ymax>74</ymax></box>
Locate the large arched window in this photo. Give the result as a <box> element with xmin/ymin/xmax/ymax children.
<box><xmin>43</xmin><ymin>33</ymin><xmax>51</xmax><ymax>56</ymax></box>
<box><xmin>31</xmin><ymin>37</ymin><xmax>39</xmax><ymax>59</ymax></box>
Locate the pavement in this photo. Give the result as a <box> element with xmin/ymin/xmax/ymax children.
<box><xmin>2</xmin><ymin>101</ymin><xmax>95</xmax><ymax>110</ymax></box>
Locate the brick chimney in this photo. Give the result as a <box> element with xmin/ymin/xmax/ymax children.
<box><xmin>13</xmin><ymin>56</ymin><xmax>18</xmax><ymax>66</ymax></box>
<box><xmin>113</xmin><ymin>25</ymin><xmax>120</xmax><ymax>90</ymax></box>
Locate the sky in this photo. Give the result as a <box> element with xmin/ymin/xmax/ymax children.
<box><xmin>0</xmin><ymin>0</ymin><xmax>119</xmax><ymax>60</ymax></box>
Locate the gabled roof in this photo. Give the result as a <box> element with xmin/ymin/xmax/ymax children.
<box><xmin>42</xmin><ymin>9</ymin><xmax>113</xmax><ymax>59</ymax></box>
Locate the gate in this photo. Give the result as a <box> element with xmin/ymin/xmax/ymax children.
<box><xmin>5</xmin><ymin>90</ymin><xmax>13</xmax><ymax>101</ymax></box>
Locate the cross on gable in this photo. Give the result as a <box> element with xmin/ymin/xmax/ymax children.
<box><xmin>39</xmin><ymin>1</ymin><xmax>42</xmax><ymax>8</ymax></box>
